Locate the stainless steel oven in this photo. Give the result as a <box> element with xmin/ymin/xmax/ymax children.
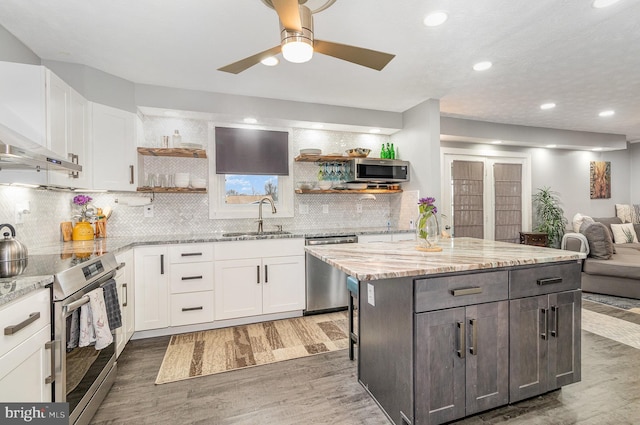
<box><xmin>50</xmin><ymin>252</ymin><xmax>121</xmax><ymax>425</ymax></box>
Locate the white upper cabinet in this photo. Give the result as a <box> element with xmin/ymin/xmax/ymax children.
<box><xmin>46</xmin><ymin>70</ymin><xmax>69</xmax><ymax>158</ymax></box>
<box><xmin>0</xmin><ymin>61</ymin><xmax>47</xmax><ymax>148</ymax></box>
<box><xmin>91</xmin><ymin>102</ymin><xmax>137</xmax><ymax>191</ymax></box>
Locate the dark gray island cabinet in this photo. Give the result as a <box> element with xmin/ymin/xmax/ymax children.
<box><xmin>304</xmin><ymin>238</ymin><xmax>585</xmax><ymax>425</ymax></box>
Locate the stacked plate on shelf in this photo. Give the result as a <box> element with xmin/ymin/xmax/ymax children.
<box><xmin>299</xmin><ymin>148</ymin><xmax>322</xmax><ymax>155</ymax></box>
<box><xmin>180</xmin><ymin>142</ymin><xmax>204</xmax><ymax>149</ymax></box>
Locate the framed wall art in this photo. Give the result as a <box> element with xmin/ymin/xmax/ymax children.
<box><xmin>590</xmin><ymin>161</ymin><xmax>611</xmax><ymax>199</ymax></box>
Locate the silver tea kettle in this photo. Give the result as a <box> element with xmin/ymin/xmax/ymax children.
<box><xmin>0</xmin><ymin>224</ymin><xmax>28</xmax><ymax>278</ymax></box>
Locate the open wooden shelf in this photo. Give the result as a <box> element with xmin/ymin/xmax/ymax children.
<box><xmin>294</xmin><ymin>154</ymin><xmax>371</xmax><ymax>163</ymax></box>
<box><xmin>137</xmin><ymin>147</ymin><xmax>207</xmax><ymax>158</ymax></box>
<box><xmin>137</xmin><ymin>187</ymin><xmax>207</xmax><ymax>193</ymax></box>
<box><xmin>295</xmin><ymin>189</ymin><xmax>402</xmax><ymax>194</ymax></box>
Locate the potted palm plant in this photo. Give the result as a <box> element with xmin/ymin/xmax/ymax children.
<box><xmin>533</xmin><ymin>187</ymin><xmax>568</xmax><ymax>248</ymax></box>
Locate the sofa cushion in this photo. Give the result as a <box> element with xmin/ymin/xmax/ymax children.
<box><xmin>583</xmin><ymin>251</ymin><xmax>640</xmax><ymax>280</ymax></box>
<box><xmin>610</xmin><ymin>223</ymin><xmax>639</xmax><ymax>244</ymax></box>
<box><xmin>593</xmin><ymin>217</ymin><xmax>623</xmax><ymax>238</ymax></box>
<box><xmin>572</xmin><ymin>213</ymin><xmax>594</xmax><ymax>233</ymax></box>
<box><xmin>580</xmin><ymin>222</ymin><xmax>614</xmax><ymax>260</ymax></box>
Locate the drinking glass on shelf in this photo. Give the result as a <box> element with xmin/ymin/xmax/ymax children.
<box><xmin>145</xmin><ymin>173</ymin><xmax>156</xmax><ymax>188</ymax></box>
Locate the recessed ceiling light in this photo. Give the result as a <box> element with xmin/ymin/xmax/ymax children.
<box><xmin>243</xmin><ymin>117</ymin><xmax>258</xmax><ymax>124</ymax></box>
<box><xmin>592</xmin><ymin>0</ymin><xmax>621</xmax><ymax>8</ymax></box>
<box><xmin>423</xmin><ymin>11</ymin><xmax>448</xmax><ymax>27</ymax></box>
<box><xmin>491</xmin><ymin>140</ymin><xmax>502</xmax><ymax>144</ymax></box>
<box><xmin>598</xmin><ymin>110</ymin><xmax>615</xmax><ymax>117</ymax></box>
<box><xmin>546</xmin><ymin>144</ymin><xmax>557</xmax><ymax>148</ymax></box>
<box><xmin>473</xmin><ymin>61</ymin><xmax>492</xmax><ymax>71</ymax></box>
<box><xmin>312</xmin><ymin>123</ymin><xmax>324</xmax><ymax>129</ymax></box>
<box><xmin>369</xmin><ymin>128</ymin><xmax>381</xmax><ymax>134</ymax></box>
<box><xmin>260</xmin><ymin>56</ymin><xmax>279</xmax><ymax>66</ymax></box>
<box><xmin>540</xmin><ymin>103</ymin><xmax>556</xmax><ymax>110</ymax></box>
<box><xmin>593</xmin><ymin>147</ymin><xmax>603</xmax><ymax>151</ymax></box>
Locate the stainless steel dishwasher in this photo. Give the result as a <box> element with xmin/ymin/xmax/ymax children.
<box><xmin>305</xmin><ymin>234</ymin><xmax>358</xmax><ymax>315</ymax></box>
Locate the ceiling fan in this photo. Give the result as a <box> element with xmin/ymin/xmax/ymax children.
<box><xmin>217</xmin><ymin>0</ymin><xmax>395</xmax><ymax>74</ymax></box>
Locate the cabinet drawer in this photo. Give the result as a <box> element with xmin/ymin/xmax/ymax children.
<box><xmin>0</xmin><ymin>289</ymin><xmax>50</xmax><ymax>358</ymax></box>
<box><xmin>170</xmin><ymin>292</ymin><xmax>214</xmax><ymax>327</ymax></box>
<box><xmin>415</xmin><ymin>271</ymin><xmax>508</xmax><ymax>313</ymax></box>
<box><xmin>170</xmin><ymin>263</ymin><xmax>214</xmax><ymax>293</ymax></box>
<box><xmin>509</xmin><ymin>262</ymin><xmax>581</xmax><ymax>299</ymax></box>
<box><xmin>215</xmin><ymin>238</ymin><xmax>304</xmax><ymax>260</ymax></box>
<box><xmin>169</xmin><ymin>243</ymin><xmax>214</xmax><ymax>263</ymax></box>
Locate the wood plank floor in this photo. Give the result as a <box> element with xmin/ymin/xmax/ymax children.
<box><xmin>91</xmin><ymin>302</ymin><xmax>640</xmax><ymax>425</ymax></box>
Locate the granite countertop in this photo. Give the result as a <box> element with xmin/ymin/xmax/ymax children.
<box><xmin>304</xmin><ymin>237</ymin><xmax>587</xmax><ymax>281</ymax></box>
<box><xmin>0</xmin><ymin>227</ymin><xmax>414</xmax><ymax>307</ymax></box>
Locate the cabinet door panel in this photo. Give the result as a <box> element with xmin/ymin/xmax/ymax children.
<box><xmin>214</xmin><ymin>258</ymin><xmax>262</xmax><ymax>320</ymax></box>
<box><xmin>465</xmin><ymin>301</ymin><xmax>509</xmax><ymax>415</ymax></box>
<box><xmin>415</xmin><ymin>308</ymin><xmax>466</xmax><ymax>425</ymax></box>
<box><xmin>548</xmin><ymin>290</ymin><xmax>581</xmax><ymax>389</ymax></box>
<box><xmin>509</xmin><ymin>295</ymin><xmax>549</xmax><ymax>402</ymax></box>
<box><xmin>262</xmin><ymin>256</ymin><xmax>305</xmax><ymax>314</ymax></box>
<box><xmin>46</xmin><ymin>70</ymin><xmax>68</xmax><ymax>157</ymax></box>
<box><xmin>134</xmin><ymin>247</ymin><xmax>168</xmax><ymax>331</ymax></box>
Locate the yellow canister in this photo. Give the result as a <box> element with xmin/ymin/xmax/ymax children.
<box><xmin>72</xmin><ymin>221</ymin><xmax>94</xmax><ymax>241</ymax></box>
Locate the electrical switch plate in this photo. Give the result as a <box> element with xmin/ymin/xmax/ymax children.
<box><xmin>356</xmin><ymin>203</ymin><xmax>363</xmax><ymax>213</ymax></box>
<box><xmin>367</xmin><ymin>283</ymin><xmax>375</xmax><ymax>306</ymax></box>
<box><xmin>322</xmin><ymin>204</ymin><xmax>329</xmax><ymax>214</ymax></box>
<box><xmin>299</xmin><ymin>204</ymin><xmax>309</xmax><ymax>214</ymax></box>
<box><xmin>144</xmin><ymin>204</ymin><xmax>154</xmax><ymax>218</ymax></box>
<box><xmin>15</xmin><ymin>201</ymin><xmax>31</xmax><ymax>224</ymax></box>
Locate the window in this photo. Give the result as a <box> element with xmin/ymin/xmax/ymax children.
<box><xmin>209</xmin><ymin>124</ymin><xmax>294</xmax><ymax>219</ymax></box>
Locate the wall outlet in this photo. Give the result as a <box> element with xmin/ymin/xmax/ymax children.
<box><xmin>15</xmin><ymin>201</ymin><xmax>31</xmax><ymax>224</ymax></box>
<box><xmin>299</xmin><ymin>204</ymin><xmax>309</xmax><ymax>214</ymax></box>
<box><xmin>356</xmin><ymin>203</ymin><xmax>363</xmax><ymax>213</ymax></box>
<box><xmin>367</xmin><ymin>283</ymin><xmax>375</xmax><ymax>306</ymax></box>
<box><xmin>144</xmin><ymin>204</ymin><xmax>154</xmax><ymax>218</ymax></box>
<box><xmin>322</xmin><ymin>204</ymin><xmax>329</xmax><ymax>214</ymax></box>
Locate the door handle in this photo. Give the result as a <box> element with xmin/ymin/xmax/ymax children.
<box><xmin>456</xmin><ymin>321</ymin><xmax>466</xmax><ymax>358</ymax></box>
<box><xmin>541</xmin><ymin>308</ymin><xmax>548</xmax><ymax>340</ymax></box>
<box><xmin>181</xmin><ymin>275</ymin><xmax>203</xmax><ymax>281</ymax></box>
<box><xmin>469</xmin><ymin>318</ymin><xmax>478</xmax><ymax>355</ymax></box>
<box><xmin>129</xmin><ymin>165</ymin><xmax>135</xmax><ymax>184</ymax></box>
<box><xmin>551</xmin><ymin>305</ymin><xmax>558</xmax><ymax>337</ymax></box>
<box><xmin>4</xmin><ymin>312</ymin><xmax>40</xmax><ymax>335</ymax></box>
<box><xmin>122</xmin><ymin>283</ymin><xmax>128</xmax><ymax>307</ymax></box>
<box><xmin>257</xmin><ymin>265</ymin><xmax>261</xmax><ymax>284</ymax></box>
<box><xmin>45</xmin><ymin>340</ymin><xmax>56</xmax><ymax>384</ymax></box>
<box><xmin>181</xmin><ymin>306</ymin><xmax>203</xmax><ymax>312</ymax></box>
<box><xmin>451</xmin><ymin>287</ymin><xmax>482</xmax><ymax>296</ymax></box>
<box><xmin>264</xmin><ymin>265</ymin><xmax>268</xmax><ymax>283</ymax></box>
<box><xmin>181</xmin><ymin>252</ymin><xmax>203</xmax><ymax>257</ymax></box>
<box><xmin>160</xmin><ymin>254</ymin><xmax>164</xmax><ymax>275</ymax></box>
<box><xmin>537</xmin><ymin>277</ymin><xmax>562</xmax><ymax>286</ymax></box>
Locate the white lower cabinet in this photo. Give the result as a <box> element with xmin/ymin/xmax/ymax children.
<box><xmin>214</xmin><ymin>239</ymin><xmax>305</xmax><ymax>320</ymax></box>
<box><xmin>115</xmin><ymin>249</ymin><xmax>135</xmax><ymax>357</ymax></box>
<box><xmin>134</xmin><ymin>246</ymin><xmax>169</xmax><ymax>331</ymax></box>
<box><xmin>0</xmin><ymin>289</ymin><xmax>52</xmax><ymax>402</ymax></box>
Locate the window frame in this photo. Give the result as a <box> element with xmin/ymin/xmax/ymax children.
<box><xmin>208</xmin><ymin>123</ymin><xmax>294</xmax><ymax>219</ymax></box>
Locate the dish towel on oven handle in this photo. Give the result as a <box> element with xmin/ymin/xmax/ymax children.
<box><xmin>79</xmin><ymin>287</ymin><xmax>113</xmax><ymax>350</ymax></box>
<box><xmin>101</xmin><ymin>279</ymin><xmax>122</xmax><ymax>330</ymax></box>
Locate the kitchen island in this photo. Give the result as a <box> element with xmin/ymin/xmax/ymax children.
<box><xmin>304</xmin><ymin>237</ymin><xmax>586</xmax><ymax>425</ymax></box>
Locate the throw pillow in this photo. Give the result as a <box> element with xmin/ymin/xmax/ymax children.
<box><xmin>634</xmin><ymin>204</ymin><xmax>640</xmax><ymax>224</ymax></box>
<box><xmin>616</xmin><ymin>204</ymin><xmax>633</xmax><ymax>223</ymax></box>
<box><xmin>610</xmin><ymin>223</ymin><xmax>639</xmax><ymax>244</ymax></box>
<box><xmin>580</xmin><ymin>222</ymin><xmax>614</xmax><ymax>260</ymax></box>
<box><xmin>572</xmin><ymin>213</ymin><xmax>594</xmax><ymax>233</ymax></box>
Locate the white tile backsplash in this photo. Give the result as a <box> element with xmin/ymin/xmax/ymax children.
<box><xmin>0</xmin><ymin>119</ymin><xmax>414</xmax><ymax>247</ymax></box>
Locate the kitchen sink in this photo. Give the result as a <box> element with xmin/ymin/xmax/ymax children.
<box><xmin>222</xmin><ymin>231</ymin><xmax>291</xmax><ymax>237</ymax></box>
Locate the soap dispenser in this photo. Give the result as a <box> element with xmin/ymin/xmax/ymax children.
<box><xmin>172</xmin><ymin>130</ymin><xmax>182</xmax><ymax>148</ymax></box>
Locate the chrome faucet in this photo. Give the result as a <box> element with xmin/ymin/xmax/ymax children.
<box><xmin>256</xmin><ymin>197</ymin><xmax>277</xmax><ymax>233</ymax></box>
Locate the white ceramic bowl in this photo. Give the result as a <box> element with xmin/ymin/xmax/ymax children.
<box><xmin>318</xmin><ymin>181</ymin><xmax>332</xmax><ymax>190</ymax></box>
<box><xmin>191</xmin><ymin>179</ymin><xmax>206</xmax><ymax>189</ymax></box>
<box><xmin>175</xmin><ymin>180</ymin><xmax>189</xmax><ymax>188</ymax></box>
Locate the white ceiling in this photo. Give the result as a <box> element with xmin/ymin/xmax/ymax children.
<box><xmin>1</xmin><ymin>0</ymin><xmax>639</xmax><ymax>143</ymax></box>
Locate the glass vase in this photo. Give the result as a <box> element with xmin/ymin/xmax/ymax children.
<box><xmin>416</xmin><ymin>212</ymin><xmax>440</xmax><ymax>249</ymax></box>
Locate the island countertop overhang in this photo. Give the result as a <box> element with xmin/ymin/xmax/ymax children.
<box><xmin>304</xmin><ymin>237</ymin><xmax>586</xmax><ymax>281</ymax></box>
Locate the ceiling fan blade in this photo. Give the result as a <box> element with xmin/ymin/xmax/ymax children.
<box><xmin>271</xmin><ymin>0</ymin><xmax>302</xmax><ymax>31</ymax></box>
<box><xmin>314</xmin><ymin>39</ymin><xmax>395</xmax><ymax>71</ymax></box>
<box><xmin>217</xmin><ymin>45</ymin><xmax>282</xmax><ymax>74</ymax></box>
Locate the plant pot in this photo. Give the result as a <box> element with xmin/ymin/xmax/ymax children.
<box><xmin>72</xmin><ymin>221</ymin><xmax>94</xmax><ymax>241</ymax></box>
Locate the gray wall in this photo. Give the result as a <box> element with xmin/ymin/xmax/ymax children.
<box><xmin>630</xmin><ymin>143</ymin><xmax>640</xmax><ymax>200</ymax></box>
<box><xmin>441</xmin><ymin>141</ymin><xmax>632</xmax><ymax>223</ymax></box>
<box><xmin>0</xmin><ymin>25</ymin><xmax>40</xmax><ymax>65</ymax></box>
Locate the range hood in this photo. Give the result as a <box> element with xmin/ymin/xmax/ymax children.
<box><xmin>0</xmin><ymin>122</ymin><xmax>81</xmax><ymax>173</ymax></box>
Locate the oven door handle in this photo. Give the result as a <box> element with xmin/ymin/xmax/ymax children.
<box><xmin>63</xmin><ymin>295</ymin><xmax>91</xmax><ymax>315</ymax></box>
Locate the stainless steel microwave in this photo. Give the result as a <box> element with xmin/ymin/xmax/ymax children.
<box><xmin>346</xmin><ymin>158</ymin><xmax>410</xmax><ymax>183</ymax></box>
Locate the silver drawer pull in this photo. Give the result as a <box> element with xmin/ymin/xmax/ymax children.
<box><xmin>537</xmin><ymin>277</ymin><xmax>563</xmax><ymax>285</ymax></box>
<box><xmin>181</xmin><ymin>275</ymin><xmax>203</xmax><ymax>281</ymax></box>
<box><xmin>456</xmin><ymin>321</ymin><xmax>465</xmax><ymax>358</ymax></box>
<box><xmin>45</xmin><ymin>340</ymin><xmax>56</xmax><ymax>384</ymax></box>
<box><xmin>181</xmin><ymin>252</ymin><xmax>203</xmax><ymax>257</ymax></box>
<box><xmin>4</xmin><ymin>312</ymin><xmax>40</xmax><ymax>335</ymax></box>
<box><xmin>451</xmin><ymin>287</ymin><xmax>483</xmax><ymax>297</ymax></box>
<box><xmin>182</xmin><ymin>306</ymin><xmax>204</xmax><ymax>312</ymax></box>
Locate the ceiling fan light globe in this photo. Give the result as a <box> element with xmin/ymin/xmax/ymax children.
<box><xmin>282</xmin><ymin>40</ymin><xmax>314</xmax><ymax>63</ymax></box>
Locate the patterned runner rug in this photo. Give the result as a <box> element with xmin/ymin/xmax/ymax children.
<box><xmin>156</xmin><ymin>311</ymin><xmax>350</xmax><ymax>384</ymax></box>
